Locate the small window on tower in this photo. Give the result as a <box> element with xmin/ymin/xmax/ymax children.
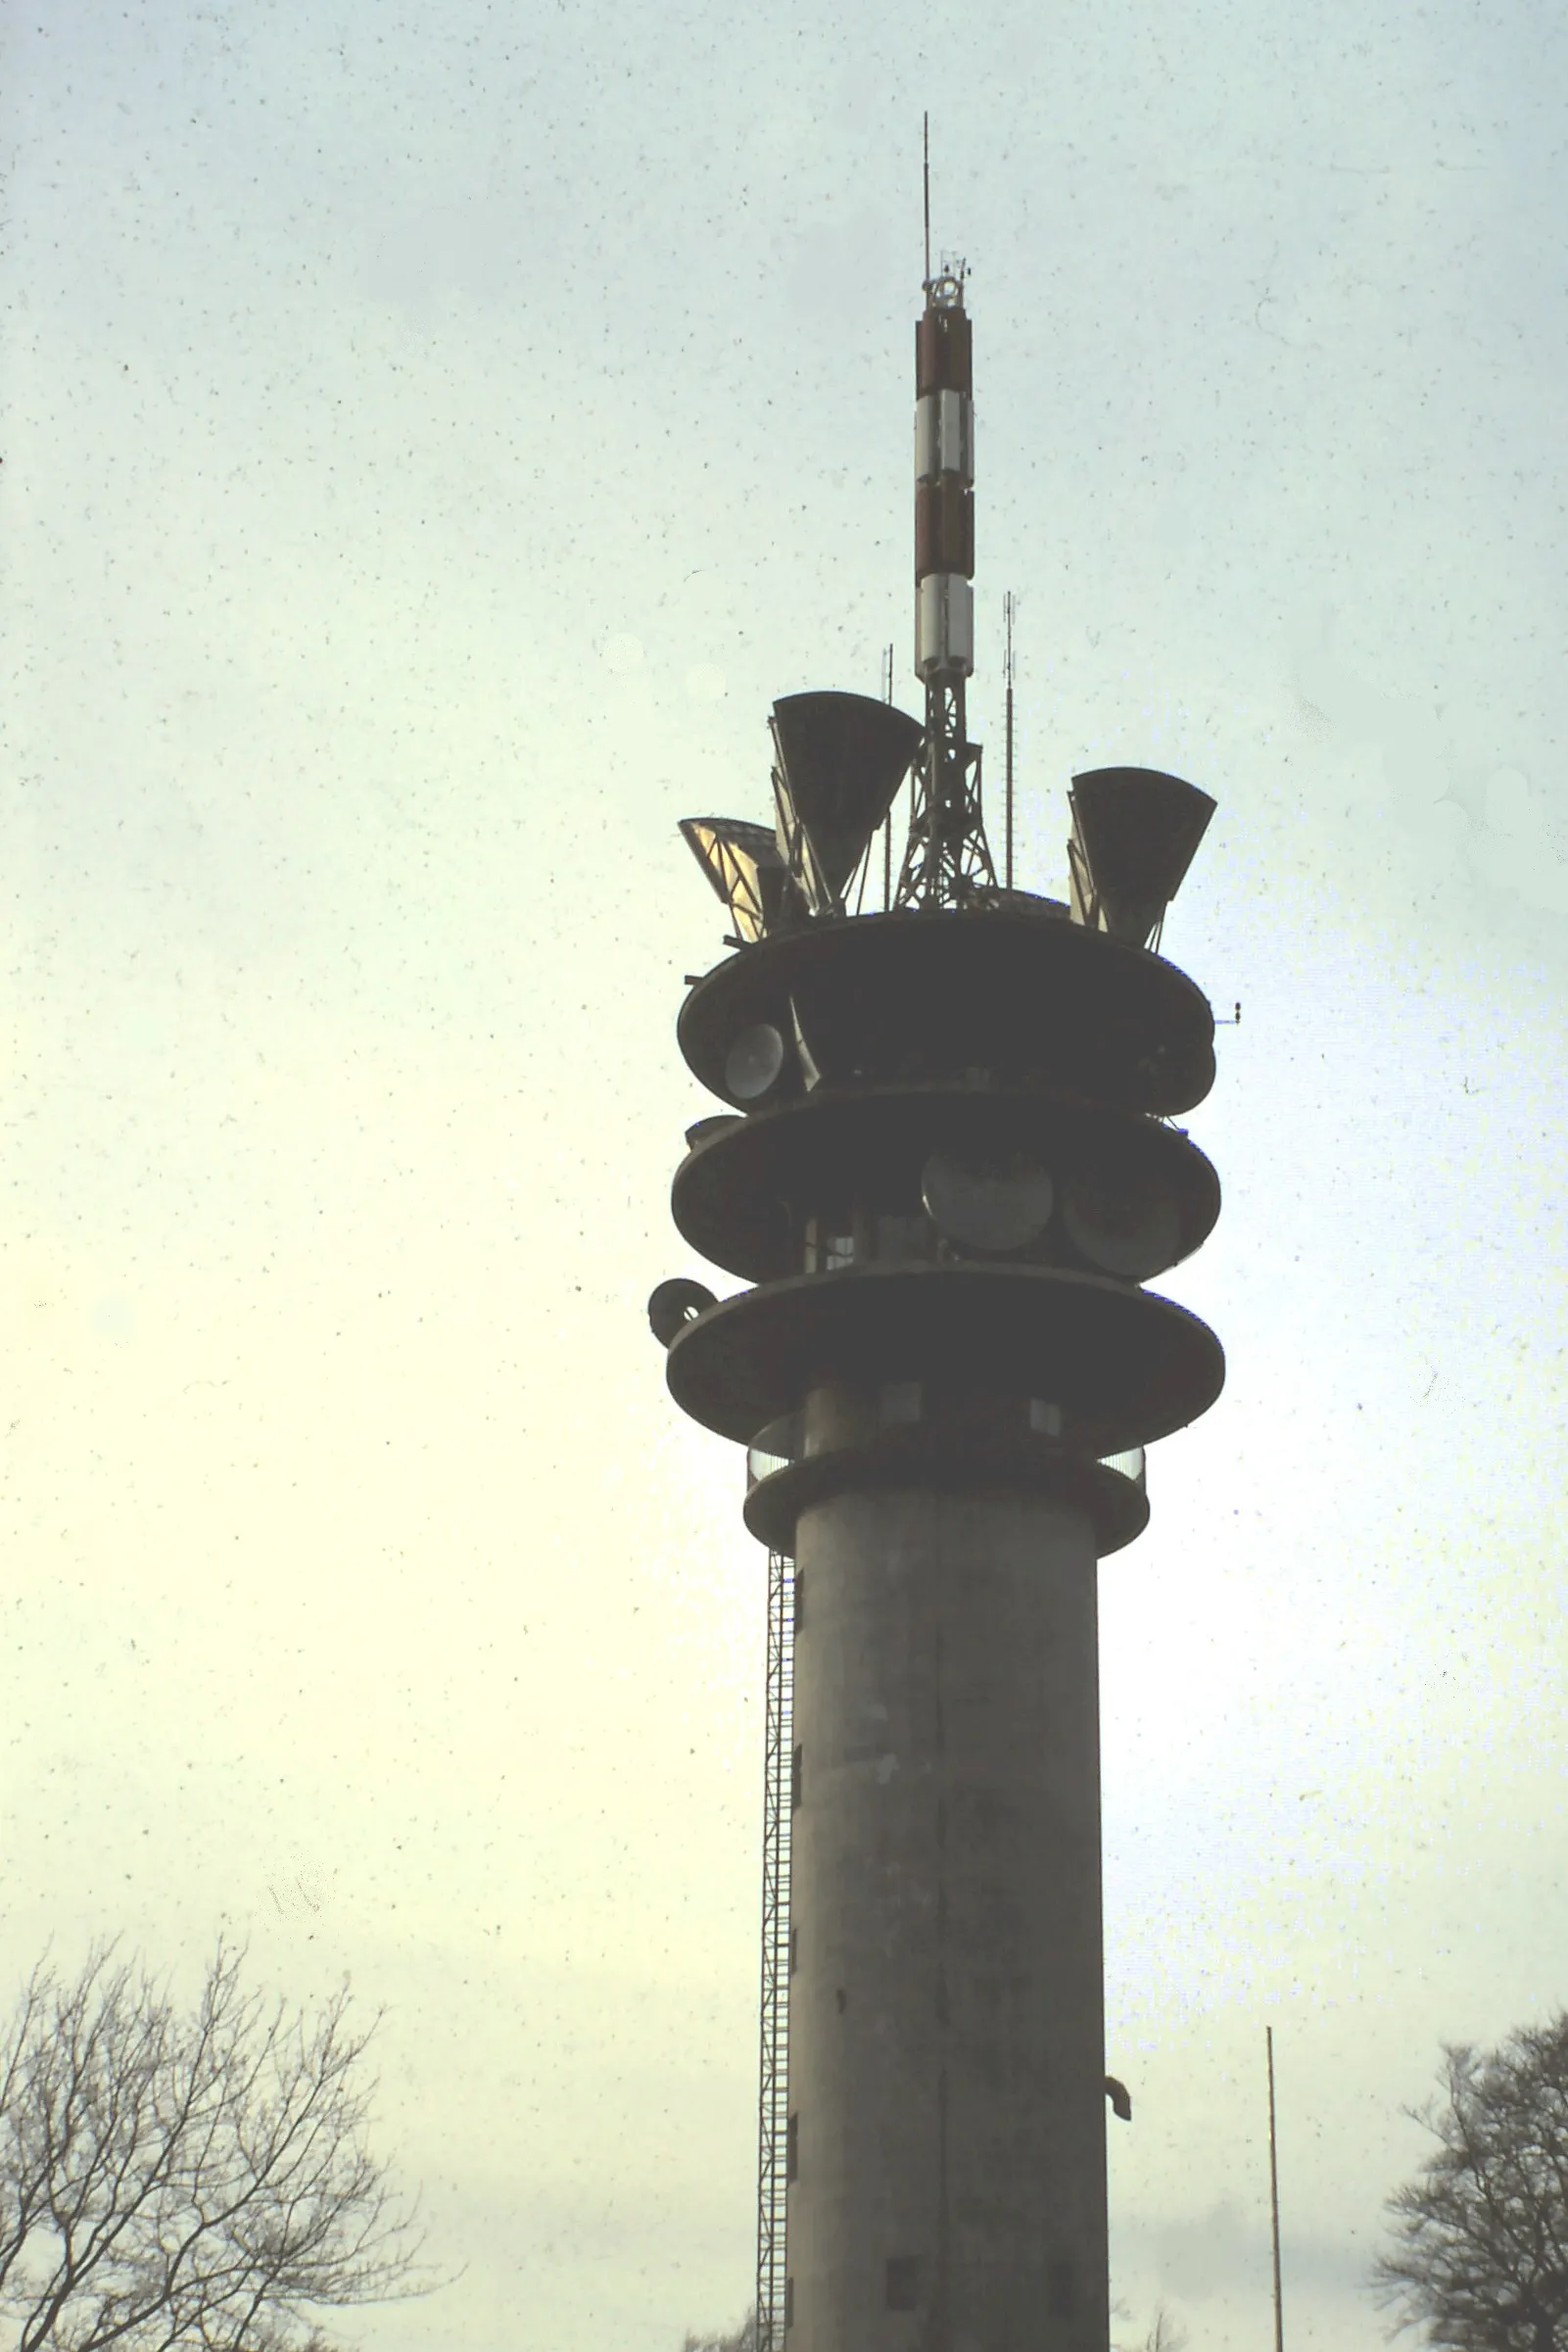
<box><xmin>786</xmin><ymin>2113</ymin><xmax>799</xmax><ymax>2182</ymax></box>
<box><xmin>791</xmin><ymin>1745</ymin><xmax>803</xmax><ymax>1809</ymax></box>
<box><xmin>885</xmin><ymin>2255</ymin><xmax>921</xmax><ymax>2310</ymax></box>
<box><xmin>784</xmin><ymin>2277</ymin><xmax>794</xmax><ymax>2328</ymax></box>
<box><xmin>793</xmin><ymin>1571</ymin><xmax>805</xmax><ymax>1631</ymax></box>
<box><xmin>788</xmin><ymin>1924</ymin><xmax>798</xmax><ymax>1976</ymax></box>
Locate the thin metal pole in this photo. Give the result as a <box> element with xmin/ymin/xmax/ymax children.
<box><xmin>1267</xmin><ymin>2026</ymin><xmax>1284</xmax><ymax>2352</ymax></box>
<box><xmin>883</xmin><ymin>643</ymin><xmax>894</xmax><ymax>909</ymax></box>
<box><xmin>1003</xmin><ymin>591</ymin><xmax>1016</xmax><ymax>891</ymax></box>
<box><xmin>923</xmin><ymin>114</ymin><xmax>931</xmax><ymax>288</ymax></box>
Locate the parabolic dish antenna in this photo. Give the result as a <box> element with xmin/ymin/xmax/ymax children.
<box><xmin>647</xmin><ymin>1276</ymin><xmax>717</xmax><ymax>1348</ymax></box>
<box><xmin>921</xmin><ymin>1147</ymin><xmax>1055</xmax><ymax>1254</ymax></box>
<box><xmin>1067</xmin><ymin>767</ymin><xmax>1216</xmax><ymax>949</ymax></box>
<box><xmin>724</xmin><ymin>1022</ymin><xmax>787</xmax><ymax>1101</ymax></box>
<box><xmin>1062</xmin><ymin>1166</ymin><xmax>1182</xmax><ymax>1280</ymax></box>
<box><xmin>771</xmin><ymin>692</ymin><xmax>924</xmax><ymax>914</ymax></box>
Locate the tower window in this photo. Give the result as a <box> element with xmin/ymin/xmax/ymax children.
<box><xmin>793</xmin><ymin>1571</ymin><xmax>805</xmax><ymax>1631</ymax></box>
<box><xmin>791</xmin><ymin>1744</ymin><xmax>803</xmax><ymax>1808</ymax></box>
<box><xmin>784</xmin><ymin>2277</ymin><xmax>794</xmax><ymax>2328</ymax></box>
<box><xmin>786</xmin><ymin>2112</ymin><xmax>799</xmax><ymax>2182</ymax></box>
<box><xmin>788</xmin><ymin>1924</ymin><xmax>798</xmax><ymax>1976</ymax></box>
<box><xmin>885</xmin><ymin>2255</ymin><xmax>920</xmax><ymax>2310</ymax></box>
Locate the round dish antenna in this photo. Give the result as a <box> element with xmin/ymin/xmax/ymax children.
<box><xmin>1063</xmin><ymin>1166</ymin><xmax>1182</xmax><ymax>1279</ymax></box>
<box><xmin>647</xmin><ymin>1277</ymin><xmax>717</xmax><ymax>1348</ymax></box>
<box><xmin>921</xmin><ymin>1147</ymin><xmax>1054</xmax><ymax>1254</ymax></box>
<box><xmin>725</xmin><ymin>1023</ymin><xmax>787</xmax><ymax>1101</ymax></box>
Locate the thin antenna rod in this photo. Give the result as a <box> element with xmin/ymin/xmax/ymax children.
<box><xmin>1267</xmin><ymin>2027</ymin><xmax>1285</xmax><ymax>2352</ymax></box>
<box><xmin>923</xmin><ymin>113</ymin><xmax>931</xmax><ymax>289</ymax></box>
<box><xmin>1004</xmin><ymin>591</ymin><xmax>1016</xmax><ymax>891</ymax></box>
<box><xmin>883</xmin><ymin>643</ymin><xmax>894</xmax><ymax>908</ymax></box>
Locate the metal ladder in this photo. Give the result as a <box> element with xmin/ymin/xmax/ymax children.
<box><xmin>756</xmin><ymin>1549</ymin><xmax>794</xmax><ymax>2351</ymax></box>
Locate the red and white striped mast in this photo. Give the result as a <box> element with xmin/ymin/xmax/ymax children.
<box><xmin>895</xmin><ymin>116</ymin><xmax>998</xmax><ymax>907</ymax></box>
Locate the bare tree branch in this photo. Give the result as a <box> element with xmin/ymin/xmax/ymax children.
<box><xmin>1373</xmin><ymin>2013</ymin><xmax>1568</xmax><ymax>2352</ymax></box>
<box><xmin>0</xmin><ymin>1942</ymin><xmax>433</xmax><ymax>2352</ymax></box>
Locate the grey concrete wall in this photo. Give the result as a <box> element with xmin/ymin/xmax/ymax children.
<box><xmin>786</xmin><ymin>1487</ymin><xmax>1106</xmax><ymax>2352</ymax></box>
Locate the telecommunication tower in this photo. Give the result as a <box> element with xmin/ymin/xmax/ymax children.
<box><xmin>651</xmin><ymin>146</ymin><xmax>1224</xmax><ymax>2352</ymax></box>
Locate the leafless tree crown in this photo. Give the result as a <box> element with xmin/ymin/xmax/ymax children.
<box><xmin>1373</xmin><ymin>2012</ymin><xmax>1568</xmax><ymax>2352</ymax></box>
<box><xmin>1113</xmin><ymin>2302</ymin><xmax>1188</xmax><ymax>2352</ymax></box>
<box><xmin>0</xmin><ymin>1940</ymin><xmax>429</xmax><ymax>2352</ymax></box>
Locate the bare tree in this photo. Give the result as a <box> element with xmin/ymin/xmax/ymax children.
<box><xmin>1114</xmin><ymin>2300</ymin><xmax>1188</xmax><ymax>2352</ymax></box>
<box><xmin>0</xmin><ymin>1940</ymin><xmax>429</xmax><ymax>2352</ymax></box>
<box><xmin>1373</xmin><ymin>2012</ymin><xmax>1568</xmax><ymax>2352</ymax></box>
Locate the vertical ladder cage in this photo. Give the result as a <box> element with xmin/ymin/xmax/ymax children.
<box><xmin>756</xmin><ymin>1549</ymin><xmax>795</xmax><ymax>2351</ymax></box>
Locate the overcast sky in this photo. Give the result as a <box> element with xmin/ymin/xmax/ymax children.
<box><xmin>4</xmin><ymin>0</ymin><xmax>1566</xmax><ymax>2345</ymax></box>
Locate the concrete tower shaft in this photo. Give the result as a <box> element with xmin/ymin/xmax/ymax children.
<box><xmin>788</xmin><ymin>1486</ymin><xmax>1105</xmax><ymax>2352</ymax></box>
<box><xmin>662</xmin><ymin>903</ymin><xmax>1224</xmax><ymax>2352</ymax></box>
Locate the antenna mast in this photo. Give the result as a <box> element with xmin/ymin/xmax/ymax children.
<box><xmin>882</xmin><ymin>643</ymin><xmax>896</xmax><ymax>907</ymax></box>
<box><xmin>1004</xmin><ymin>590</ymin><xmax>1017</xmax><ymax>890</ymax></box>
<box><xmin>895</xmin><ymin>120</ymin><xmax>996</xmax><ymax>908</ymax></box>
<box><xmin>1267</xmin><ymin>2026</ymin><xmax>1285</xmax><ymax>2352</ymax></box>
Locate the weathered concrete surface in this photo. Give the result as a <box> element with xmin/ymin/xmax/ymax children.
<box><xmin>786</xmin><ymin>1487</ymin><xmax>1106</xmax><ymax>2352</ymax></box>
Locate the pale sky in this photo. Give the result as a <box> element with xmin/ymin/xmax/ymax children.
<box><xmin>4</xmin><ymin>1</ymin><xmax>1566</xmax><ymax>2346</ymax></box>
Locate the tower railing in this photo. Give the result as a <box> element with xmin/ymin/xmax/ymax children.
<box><xmin>756</xmin><ymin>1546</ymin><xmax>795</xmax><ymax>2351</ymax></box>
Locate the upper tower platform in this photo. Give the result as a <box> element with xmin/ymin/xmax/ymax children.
<box><xmin>678</xmin><ymin>897</ymin><xmax>1217</xmax><ymax>1118</ymax></box>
